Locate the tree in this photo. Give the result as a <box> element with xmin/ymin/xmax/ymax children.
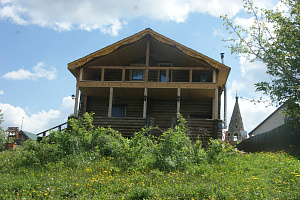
<box><xmin>0</xmin><ymin>109</ymin><xmax>6</xmax><ymax>151</ymax></box>
<box><xmin>221</xmin><ymin>0</ymin><xmax>300</xmax><ymax>127</ymax></box>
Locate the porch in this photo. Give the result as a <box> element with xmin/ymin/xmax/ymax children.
<box><xmin>90</xmin><ymin>116</ymin><xmax>222</xmax><ymax>143</ymax></box>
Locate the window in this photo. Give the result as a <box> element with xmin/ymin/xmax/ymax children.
<box><xmin>200</xmin><ymin>73</ymin><xmax>207</xmax><ymax>82</ymax></box>
<box><xmin>160</xmin><ymin>70</ymin><xmax>166</xmax><ymax>82</ymax></box>
<box><xmin>93</xmin><ymin>75</ymin><xmax>101</xmax><ymax>81</ymax></box>
<box><xmin>132</xmin><ymin>70</ymin><xmax>143</xmax><ymax>80</ymax></box>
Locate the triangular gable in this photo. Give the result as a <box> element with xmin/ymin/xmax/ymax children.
<box><xmin>68</xmin><ymin>28</ymin><xmax>231</xmax><ymax>89</ymax></box>
<box><xmin>68</xmin><ymin>28</ymin><xmax>230</xmax><ymax>71</ymax></box>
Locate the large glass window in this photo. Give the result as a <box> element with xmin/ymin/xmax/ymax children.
<box><xmin>160</xmin><ymin>70</ymin><xmax>166</xmax><ymax>82</ymax></box>
<box><xmin>132</xmin><ymin>70</ymin><xmax>143</xmax><ymax>80</ymax></box>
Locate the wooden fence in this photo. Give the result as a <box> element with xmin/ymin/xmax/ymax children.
<box><xmin>237</xmin><ymin>125</ymin><xmax>300</xmax><ymax>155</ymax></box>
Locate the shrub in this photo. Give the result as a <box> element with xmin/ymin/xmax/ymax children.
<box><xmin>154</xmin><ymin>116</ymin><xmax>193</xmax><ymax>171</ymax></box>
<box><xmin>206</xmin><ymin>139</ymin><xmax>236</xmax><ymax>163</ymax></box>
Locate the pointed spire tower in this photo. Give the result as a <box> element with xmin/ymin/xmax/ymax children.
<box><xmin>226</xmin><ymin>94</ymin><xmax>244</xmax><ymax>141</ymax></box>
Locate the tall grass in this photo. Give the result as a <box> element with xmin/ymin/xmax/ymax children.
<box><xmin>0</xmin><ymin>113</ymin><xmax>299</xmax><ymax>199</ymax></box>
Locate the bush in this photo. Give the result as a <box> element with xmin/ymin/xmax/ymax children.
<box><xmin>206</xmin><ymin>139</ymin><xmax>236</xmax><ymax>163</ymax></box>
<box><xmin>0</xmin><ymin>112</ymin><xmax>238</xmax><ymax>173</ymax></box>
<box><xmin>153</xmin><ymin>116</ymin><xmax>193</xmax><ymax>171</ymax></box>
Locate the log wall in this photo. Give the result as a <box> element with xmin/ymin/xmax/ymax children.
<box><xmin>93</xmin><ymin>117</ymin><xmax>150</xmax><ymax>137</ymax></box>
<box><xmin>85</xmin><ymin>95</ymin><xmax>222</xmax><ymax>141</ymax></box>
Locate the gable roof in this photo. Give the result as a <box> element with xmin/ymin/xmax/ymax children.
<box><xmin>68</xmin><ymin>28</ymin><xmax>230</xmax><ymax>88</ymax></box>
<box><xmin>21</xmin><ymin>131</ymin><xmax>38</xmax><ymax>140</ymax></box>
<box><xmin>248</xmin><ymin>104</ymin><xmax>285</xmax><ymax>136</ymax></box>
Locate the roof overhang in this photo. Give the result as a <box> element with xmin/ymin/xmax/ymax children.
<box><xmin>68</xmin><ymin>28</ymin><xmax>231</xmax><ymax>89</ymax></box>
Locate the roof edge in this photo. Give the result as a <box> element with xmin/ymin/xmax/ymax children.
<box><xmin>248</xmin><ymin>104</ymin><xmax>286</xmax><ymax>135</ymax></box>
<box><xmin>68</xmin><ymin>28</ymin><xmax>230</xmax><ymax>72</ymax></box>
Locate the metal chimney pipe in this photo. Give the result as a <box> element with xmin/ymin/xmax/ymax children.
<box><xmin>220</xmin><ymin>53</ymin><xmax>227</xmax><ymax>129</ymax></box>
<box><xmin>220</xmin><ymin>53</ymin><xmax>225</xmax><ymax>64</ymax></box>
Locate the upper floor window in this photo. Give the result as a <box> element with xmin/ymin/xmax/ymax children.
<box><xmin>132</xmin><ymin>70</ymin><xmax>143</xmax><ymax>80</ymax></box>
<box><xmin>200</xmin><ymin>73</ymin><xmax>207</xmax><ymax>82</ymax></box>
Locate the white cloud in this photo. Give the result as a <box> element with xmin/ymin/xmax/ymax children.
<box><xmin>0</xmin><ymin>0</ymin><xmax>245</xmax><ymax>35</ymax></box>
<box><xmin>0</xmin><ymin>90</ymin><xmax>3</xmax><ymax>95</ymax></box>
<box><xmin>2</xmin><ymin>62</ymin><xmax>57</xmax><ymax>80</ymax></box>
<box><xmin>234</xmin><ymin>17</ymin><xmax>255</xmax><ymax>29</ymax></box>
<box><xmin>212</xmin><ymin>28</ymin><xmax>225</xmax><ymax>37</ymax></box>
<box><xmin>0</xmin><ymin>96</ymin><xmax>74</xmax><ymax>133</ymax></box>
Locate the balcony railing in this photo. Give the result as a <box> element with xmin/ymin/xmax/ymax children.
<box><xmin>79</xmin><ymin>66</ymin><xmax>216</xmax><ymax>84</ymax></box>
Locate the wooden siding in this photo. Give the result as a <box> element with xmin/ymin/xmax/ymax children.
<box><xmin>93</xmin><ymin>117</ymin><xmax>149</xmax><ymax>137</ymax></box>
<box><xmin>104</xmin><ymin>69</ymin><xmax>122</xmax><ymax>81</ymax></box>
<box><xmin>84</xmin><ymin>94</ymin><xmax>222</xmax><ymax>141</ymax></box>
<box><xmin>86</xmin><ymin>96</ymin><xmax>144</xmax><ymax>118</ymax></box>
<box><xmin>180</xmin><ymin>99</ymin><xmax>212</xmax><ymax>119</ymax></box>
<box><xmin>148</xmin><ymin>100</ymin><xmax>177</xmax><ymax>136</ymax></box>
<box><xmin>186</xmin><ymin>119</ymin><xmax>222</xmax><ymax>146</ymax></box>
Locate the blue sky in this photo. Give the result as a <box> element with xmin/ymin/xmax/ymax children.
<box><xmin>0</xmin><ymin>0</ymin><xmax>279</xmax><ymax>134</ymax></box>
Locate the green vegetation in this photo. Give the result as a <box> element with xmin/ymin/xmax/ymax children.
<box><xmin>0</xmin><ymin>113</ymin><xmax>299</xmax><ymax>199</ymax></box>
<box><xmin>222</xmin><ymin>0</ymin><xmax>300</xmax><ymax>127</ymax></box>
<box><xmin>0</xmin><ymin>109</ymin><xmax>6</xmax><ymax>151</ymax></box>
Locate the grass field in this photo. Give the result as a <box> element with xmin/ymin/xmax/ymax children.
<box><xmin>1</xmin><ymin>115</ymin><xmax>299</xmax><ymax>199</ymax></box>
<box><xmin>1</xmin><ymin>151</ymin><xmax>299</xmax><ymax>199</ymax></box>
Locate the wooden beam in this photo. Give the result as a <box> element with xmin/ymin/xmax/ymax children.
<box><xmin>101</xmin><ymin>68</ymin><xmax>105</xmax><ymax>83</ymax></box>
<box><xmin>122</xmin><ymin>67</ymin><xmax>125</xmax><ymax>82</ymax></box>
<box><xmin>77</xmin><ymin>81</ymin><xmax>217</xmax><ymax>89</ymax></box>
<box><xmin>108</xmin><ymin>87</ymin><xmax>113</xmax><ymax>117</ymax></box>
<box><xmin>166</xmin><ymin>69</ymin><xmax>169</xmax><ymax>83</ymax></box>
<box><xmin>74</xmin><ymin>85</ymin><xmax>79</xmax><ymax>117</ymax></box>
<box><xmin>213</xmin><ymin>70</ymin><xmax>217</xmax><ymax>83</ymax></box>
<box><xmin>83</xmin><ymin>94</ymin><xmax>87</xmax><ymax>114</ymax></box>
<box><xmin>214</xmin><ymin>88</ymin><xmax>218</xmax><ymax>119</ymax></box>
<box><xmin>145</xmin><ymin>39</ymin><xmax>150</xmax><ymax>83</ymax></box>
<box><xmin>143</xmin><ymin>88</ymin><xmax>147</xmax><ymax>119</ymax></box>
<box><xmin>177</xmin><ymin>88</ymin><xmax>181</xmax><ymax>118</ymax></box>
<box><xmin>86</xmin><ymin>66</ymin><xmax>212</xmax><ymax>70</ymax></box>
<box><xmin>189</xmin><ymin>69</ymin><xmax>192</xmax><ymax>84</ymax></box>
<box><xmin>79</xmin><ymin>68</ymin><xmax>83</xmax><ymax>81</ymax></box>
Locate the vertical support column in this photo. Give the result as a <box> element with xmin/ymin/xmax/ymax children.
<box><xmin>166</xmin><ymin>69</ymin><xmax>169</xmax><ymax>83</ymax></box>
<box><xmin>189</xmin><ymin>69</ymin><xmax>192</xmax><ymax>84</ymax></box>
<box><xmin>143</xmin><ymin>88</ymin><xmax>148</xmax><ymax>119</ymax></box>
<box><xmin>108</xmin><ymin>87</ymin><xmax>113</xmax><ymax>117</ymax></box>
<box><xmin>83</xmin><ymin>94</ymin><xmax>88</xmax><ymax>114</ymax></box>
<box><xmin>214</xmin><ymin>88</ymin><xmax>219</xmax><ymax>119</ymax></box>
<box><xmin>145</xmin><ymin>39</ymin><xmax>150</xmax><ymax>83</ymax></box>
<box><xmin>74</xmin><ymin>85</ymin><xmax>79</xmax><ymax>117</ymax></box>
<box><xmin>122</xmin><ymin>67</ymin><xmax>125</xmax><ymax>82</ymax></box>
<box><xmin>213</xmin><ymin>70</ymin><xmax>217</xmax><ymax>83</ymax></box>
<box><xmin>101</xmin><ymin>68</ymin><xmax>105</xmax><ymax>83</ymax></box>
<box><xmin>177</xmin><ymin>88</ymin><xmax>181</xmax><ymax>118</ymax></box>
<box><xmin>79</xmin><ymin>68</ymin><xmax>83</xmax><ymax>81</ymax></box>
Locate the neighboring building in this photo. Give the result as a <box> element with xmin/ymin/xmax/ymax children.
<box><xmin>5</xmin><ymin>127</ymin><xmax>38</xmax><ymax>150</ymax></box>
<box><xmin>226</xmin><ymin>95</ymin><xmax>244</xmax><ymax>141</ymax></box>
<box><xmin>15</xmin><ymin>130</ymin><xmax>38</xmax><ymax>145</ymax></box>
<box><xmin>249</xmin><ymin>104</ymin><xmax>285</xmax><ymax>137</ymax></box>
<box><xmin>68</xmin><ymin>28</ymin><xmax>230</xmax><ymax>141</ymax></box>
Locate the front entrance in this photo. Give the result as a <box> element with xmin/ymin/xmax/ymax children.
<box><xmin>112</xmin><ymin>105</ymin><xmax>126</xmax><ymax>117</ymax></box>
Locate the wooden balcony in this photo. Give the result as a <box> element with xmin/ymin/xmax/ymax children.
<box><xmin>76</xmin><ymin>66</ymin><xmax>219</xmax><ymax>90</ymax></box>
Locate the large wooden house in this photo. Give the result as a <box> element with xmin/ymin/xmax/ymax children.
<box><xmin>68</xmin><ymin>28</ymin><xmax>230</xmax><ymax>141</ymax></box>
